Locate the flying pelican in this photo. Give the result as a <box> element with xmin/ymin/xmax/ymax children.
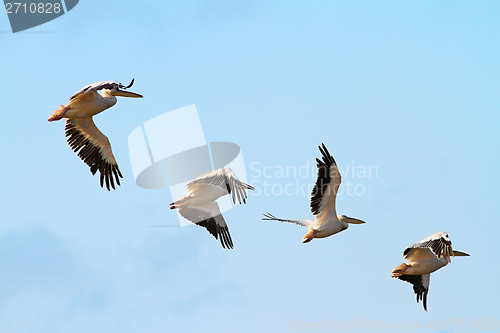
<box><xmin>48</xmin><ymin>79</ymin><xmax>143</xmax><ymax>190</ymax></box>
<box><xmin>262</xmin><ymin>143</ymin><xmax>365</xmax><ymax>243</ymax></box>
<box><xmin>391</xmin><ymin>231</ymin><xmax>469</xmax><ymax>311</ymax></box>
<box><xmin>170</xmin><ymin>167</ymin><xmax>254</xmax><ymax>249</ymax></box>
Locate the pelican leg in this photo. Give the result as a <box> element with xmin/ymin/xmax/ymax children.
<box><xmin>302</xmin><ymin>229</ymin><xmax>318</xmax><ymax>243</ymax></box>
<box><xmin>391</xmin><ymin>263</ymin><xmax>410</xmax><ymax>277</ymax></box>
<box><xmin>48</xmin><ymin>105</ymin><xmax>71</xmax><ymax>122</ymax></box>
<box><xmin>169</xmin><ymin>196</ymin><xmax>189</xmax><ymax>209</ymax></box>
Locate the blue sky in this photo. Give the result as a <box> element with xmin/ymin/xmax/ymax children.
<box><xmin>1</xmin><ymin>1</ymin><xmax>499</xmax><ymax>332</ymax></box>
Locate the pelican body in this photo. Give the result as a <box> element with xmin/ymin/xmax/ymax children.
<box><xmin>48</xmin><ymin>79</ymin><xmax>143</xmax><ymax>190</ymax></box>
<box><xmin>170</xmin><ymin>167</ymin><xmax>254</xmax><ymax>249</ymax></box>
<box><xmin>394</xmin><ymin>248</ymin><xmax>446</xmax><ymax>276</ymax></box>
<box><xmin>171</xmin><ymin>183</ymin><xmax>228</xmax><ymax>208</ymax></box>
<box><xmin>391</xmin><ymin>231</ymin><xmax>469</xmax><ymax>311</ymax></box>
<box><xmin>263</xmin><ymin>143</ymin><xmax>365</xmax><ymax>243</ymax></box>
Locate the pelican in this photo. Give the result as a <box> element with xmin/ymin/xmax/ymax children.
<box><xmin>262</xmin><ymin>143</ymin><xmax>365</xmax><ymax>243</ymax></box>
<box><xmin>48</xmin><ymin>79</ymin><xmax>143</xmax><ymax>190</ymax></box>
<box><xmin>170</xmin><ymin>167</ymin><xmax>254</xmax><ymax>249</ymax></box>
<box><xmin>391</xmin><ymin>231</ymin><xmax>469</xmax><ymax>311</ymax></box>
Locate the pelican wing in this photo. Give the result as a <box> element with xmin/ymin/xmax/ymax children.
<box><xmin>405</xmin><ymin>231</ymin><xmax>454</xmax><ymax>264</ymax></box>
<box><xmin>69</xmin><ymin>79</ymin><xmax>134</xmax><ymax>101</ymax></box>
<box><xmin>310</xmin><ymin>143</ymin><xmax>341</xmax><ymax>219</ymax></box>
<box><xmin>65</xmin><ymin>117</ymin><xmax>123</xmax><ymax>190</ymax></box>
<box><xmin>187</xmin><ymin>167</ymin><xmax>254</xmax><ymax>204</ymax></box>
<box><xmin>262</xmin><ymin>213</ymin><xmax>313</xmax><ymax>228</ymax></box>
<box><xmin>396</xmin><ymin>274</ymin><xmax>430</xmax><ymax>311</ymax></box>
<box><xmin>178</xmin><ymin>202</ymin><xmax>233</xmax><ymax>249</ymax></box>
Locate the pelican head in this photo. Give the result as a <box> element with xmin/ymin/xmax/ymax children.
<box><xmin>107</xmin><ymin>78</ymin><xmax>143</xmax><ymax>98</ymax></box>
<box><xmin>338</xmin><ymin>215</ymin><xmax>366</xmax><ymax>224</ymax></box>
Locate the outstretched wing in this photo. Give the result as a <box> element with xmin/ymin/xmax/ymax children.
<box><xmin>187</xmin><ymin>167</ymin><xmax>254</xmax><ymax>204</ymax></box>
<box><xmin>310</xmin><ymin>143</ymin><xmax>341</xmax><ymax>220</ymax></box>
<box><xmin>405</xmin><ymin>231</ymin><xmax>454</xmax><ymax>264</ymax></box>
<box><xmin>69</xmin><ymin>79</ymin><xmax>135</xmax><ymax>100</ymax></box>
<box><xmin>262</xmin><ymin>213</ymin><xmax>313</xmax><ymax>228</ymax></box>
<box><xmin>65</xmin><ymin>117</ymin><xmax>122</xmax><ymax>190</ymax></box>
<box><xmin>178</xmin><ymin>202</ymin><xmax>233</xmax><ymax>249</ymax></box>
<box><xmin>396</xmin><ymin>274</ymin><xmax>430</xmax><ymax>311</ymax></box>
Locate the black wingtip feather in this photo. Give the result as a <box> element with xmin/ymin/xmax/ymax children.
<box><xmin>195</xmin><ymin>216</ymin><xmax>233</xmax><ymax>250</ymax></box>
<box><xmin>65</xmin><ymin>120</ymin><xmax>122</xmax><ymax>191</ymax></box>
<box><xmin>310</xmin><ymin>143</ymin><xmax>337</xmax><ymax>215</ymax></box>
<box><xmin>396</xmin><ymin>274</ymin><xmax>429</xmax><ymax>311</ymax></box>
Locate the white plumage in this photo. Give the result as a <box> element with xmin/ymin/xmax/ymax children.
<box><xmin>263</xmin><ymin>143</ymin><xmax>365</xmax><ymax>243</ymax></box>
<box><xmin>170</xmin><ymin>167</ymin><xmax>254</xmax><ymax>249</ymax></box>
<box><xmin>391</xmin><ymin>231</ymin><xmax>469</xmax><ymax>311</ymax></box>
<box><xmin>48</xmin><ymin>79</ymin><xmax>143</xmax><ymax>190</ymax></box>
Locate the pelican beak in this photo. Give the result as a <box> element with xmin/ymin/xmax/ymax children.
<box><xmin>112</xmin><ymin>89</ymin><xmax>143</xmax><ymax>98</ymax></box>
<box><xmin>452</xmin><ymin>250</ymin><xmax>470</xmax><ymax>257</ymax></box>
<box><xmin>339</xmin><ymin>215</ymin><xmax>366</xmax><ymax>224</ymax></box>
